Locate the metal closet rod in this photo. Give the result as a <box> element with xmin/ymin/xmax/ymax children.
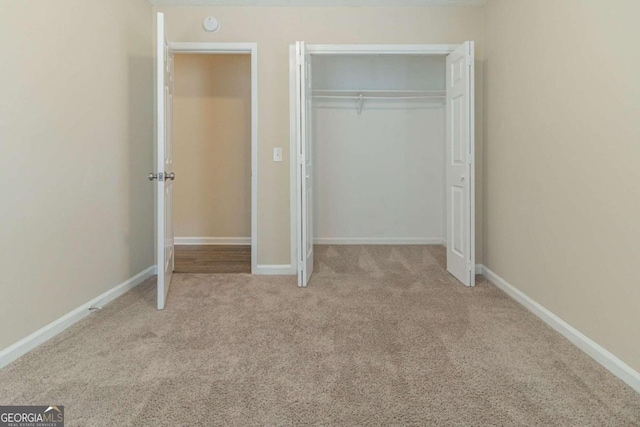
<box><xmin>312</xmin><ymin>92</ymin><xmax>444</xmax><ymax>115</ymax></box>
<box><xmin>312</xmin><ymin>95</ymin><xmax>444</xmax><ymax>99</ymax></box>
<box><xmin>312</xmin><ymin>89</ymin><xmax>444</xmax><ymax>93</ymax></box>
<box><xmin>312</xmin><ymin>89</ymin><xmax>444</xmax><ymax>92</ymax></box>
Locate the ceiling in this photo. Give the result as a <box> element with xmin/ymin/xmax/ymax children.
<box><xmin>149</xmin><ymin>0</ymin><xmax>487</xmax><ymax>6</ymax></box>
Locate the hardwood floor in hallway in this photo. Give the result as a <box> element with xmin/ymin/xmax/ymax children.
<box><xmin>174</xmin><ymin>245</ymin><xmax>251</xmax><ymax>274</ymax></box>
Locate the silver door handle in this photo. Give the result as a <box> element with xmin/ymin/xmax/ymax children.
<box><xmin>148</xmin><ymin>172</ymin><xmax>174</xmax><ymax>181</ymax></box>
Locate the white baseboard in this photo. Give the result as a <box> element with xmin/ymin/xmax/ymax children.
<box><xmin>174</xmin><ymin>237</ymin><xmax>251</xmax><ymax>245</ymax></box>
<box><xmin>314</xmin><ymin>238</ymin><xmax>445</xmax><ymax>245</ymax></box>
<box><xmin>255</xmin><ymin>264</ymin><xmax>295</xmax><ymax>275</ymax></box>
<box><xmin>479</xmin><ymin>265</ymin><xmax>640</xmax><ymax>394</ymax></box>
<box><xmin>0</xmin><ymin>265</ymin><xmax>156</xmax><ymax>369</ymax></box>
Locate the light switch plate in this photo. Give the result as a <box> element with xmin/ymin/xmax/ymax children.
<box><xmin>273</xmin><ymin>147</ymin><xmax>283</xmax><ymax>162</ymax></box>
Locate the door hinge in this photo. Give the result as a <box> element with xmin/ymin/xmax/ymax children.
<box><xmin>297</xmin><ymin>154</ymin><xmax>304</xmax><ymax>165</ymax></box>
<box><xmin>468</xmin><ymin>261</ymin><xmax>473</xmax><ymax>272</ymax></box>
<box><xmin>467</xmin><ymin>153</ymin><xmax>473</xmax><ymax>165</ymax></box>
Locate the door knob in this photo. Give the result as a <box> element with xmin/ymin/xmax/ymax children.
<box><xmin>148</xmin><ymin>173</ymin><xmax>158</xmax><ymax>181</ymax></box>
<box><xmin>461</xmin><ymin>175</ymin><xmax>466</xmax><ymax>181</ymax></box>
<box><xmin>166</xmin><ymin>172</ymin><xmax>175</xmax><ymax>181</ymax></box>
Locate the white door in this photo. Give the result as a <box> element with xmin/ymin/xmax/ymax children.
<box><xmin>155</xmin><ymin>12</ymin><xmax>175</xmax><ymax>308</ymax></box>
<box><xmin>446</xmin><ymin>41</ymin><xmax>475</xmax><ymax>287</ymax></box>
<box><xmin>295</xmin><ymin>41</ymin><xmax>314</xmax><ymax>287</ymax></box>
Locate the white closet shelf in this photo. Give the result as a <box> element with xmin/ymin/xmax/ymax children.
<box><xmin>312</xmin><ymin>89</ymin><xmax>445</xmax><ymax>98</ymax></box>
<box><xmin>312</xmin><ymin>90</ymin><xmax>445</xmax><ymax>114</ymax></box>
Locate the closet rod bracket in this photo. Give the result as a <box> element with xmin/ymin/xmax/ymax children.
<box><xmin>357</xmin><ymin>93</ymin><xmax>364</xmax><ymax>115</ymax></box>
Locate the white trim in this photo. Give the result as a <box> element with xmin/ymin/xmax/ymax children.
<box><xmin>289</xmin><ymin>44</ymin><xmax>298</xmax><ymax>274</ymax></box>
<box><xmin>255</xmin><ymin>264</ymin><xmax>296</xmax><ymax>275</ymax></box>
<box><xmin>479</xmin><ymin>265</ymin><xmax>640</xmax><ymax>394</ymax></box>
<box><xmin>250</xmin><ymin>45</ymin><xmax>258</xmax><ymax>275</ymax></box>
<box><xmin>314</xmin><ymin>238</ymin><xmax>445</xmax><ymax>245</ymax></box>
<box><xmin>0</xmin><ymin>266</ymin><xmax>156</xmax><ymax>369</ymax></box>
<box><xmin>170</xmin><ymin>42</ymin><xmax>258</xmax><ymax>275</ymax></box>
<box><xmin>174</xmin><ymin>237</ymin><xmax>250</xmax><ymax>245</ymax></box>
<box><xmin>170</xmin><ymin>42</ymin><xmax>257</xmax><ymax>53</ymax></box>
<box><xmin>467</xmin><ymin>41</ymin><xmax>476</xmax><ymax>287</ymax></box>
<box><xmin>151</xmin><ymin>0</ymin><xmax>488</xmax><ymax>7</ymax></box>
<box><xmin>306</xmin><ymin>44</ymin><xmax>458</xmax><ymax>55</ymax></box>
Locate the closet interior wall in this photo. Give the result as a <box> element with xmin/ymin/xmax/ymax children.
<box><xmin>312</xmin><ymin>55</ymin><xmax>447</xmax><ymax>244</ymax></box>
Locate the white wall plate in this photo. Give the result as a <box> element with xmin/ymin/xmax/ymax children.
<box><xmin>203</xmin><ymin>16</ymin><xmax>220</xmax><ymax>32</ymax></box>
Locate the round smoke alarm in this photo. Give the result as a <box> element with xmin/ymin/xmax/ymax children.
<box><xmin>203</xmin><ymin>17</ymin><xmax>220</xmax><ymax>32</ymax></box>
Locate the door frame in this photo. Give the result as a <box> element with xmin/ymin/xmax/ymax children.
<box><xmin>170</xmin><ymin>42</ymin><xmax>259</xmax><ymax>274</ymax></box>
<box><xmin>289</xmin><ymin>43</ymin><xmax>475</xmax><ymax>286</ymax></box>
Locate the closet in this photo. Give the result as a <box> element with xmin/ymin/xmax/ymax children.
<box><xmin>292</xmin><ymin>42</ymin><xmax>475</xmax><ymax>289</ymax></box>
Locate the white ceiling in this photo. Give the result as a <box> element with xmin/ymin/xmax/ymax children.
<box><xmin>149</xmin><ymin>0</ymin><xmax>487</xmax><ymax>7</ymax></box>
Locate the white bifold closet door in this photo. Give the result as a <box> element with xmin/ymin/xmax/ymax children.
<box><xmin>155</xmin><ymin>12</ymin><xmax>175</xmax><ymax>308</ymax></box>
<box><xmin>294</xmin><ymin>42</ymin><xmax>475</xmax><ymax>288</ymax></box>
<box><xmin>446</xmin><ymin>41</ymin><xmax>475</xmax><ymax>287</ymax></box>
<box><xmin>295</xmin><ymin>41</ymin><xmax>314</xmax><ymax>287</ymax></box>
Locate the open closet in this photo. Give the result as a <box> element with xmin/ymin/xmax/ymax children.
<box><xmin>291</xmin><ymin>42</ymin><xmax>475</xmax><ymax>289</ymax></box>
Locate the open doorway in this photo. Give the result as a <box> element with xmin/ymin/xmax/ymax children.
<box><xmin>154</xmin><ymin>13</ymin><xmax>258</xmax><ymax>309</ymax></box>
<box><xmin>172</xmin><ymin>53</ymin><xmax>252</xmax><ymax>274</ymax></box>
<box><xmin>291</xmin><ymin>43</ymin><xmax>475</xmax><ymax>288</ymax></box>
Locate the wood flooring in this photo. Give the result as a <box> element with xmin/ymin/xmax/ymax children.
<box><xmin>174</xmin><ymin>245</ymin><xmax>251</xmax><ymax>274</ymax></box>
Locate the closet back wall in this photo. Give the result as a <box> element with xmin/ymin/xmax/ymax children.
<box><xmin>312</xmin><ymin>55</ymin><xmax>446</xmax><ymax>243</ymax></box>
<box><xmin>155</xmin><ymin>5</ymin><xmax>484</xmax><ymax>266</ymax></box>
<box><xmin>173</xmin><ymin>54</ymin><xmax>251</xmax><ymax>241</ymax></box>
<box><xmin>314</xmin><ymin>105</ymin><xmax>444</xmax><ymax>243</ymax></box>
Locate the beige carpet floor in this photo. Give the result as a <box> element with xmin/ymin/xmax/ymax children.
<box><xmin>1</xmin><ymin>245</ymin><xmax>639</xmax><ymax>426</ymax></box>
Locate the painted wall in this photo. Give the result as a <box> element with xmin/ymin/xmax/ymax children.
<box><xmin>484</xmin><ymin>0</ymin><xmax>640</xmax><ymax>372</ymax></box>
<box><xmin>173</xmin><ymin>54</ymin><xmax>252</xmax><ymax>240</ymax></box>
<box><xmin>0</xmin><ymin>0</ymin><xmax>154</xmax><ymax>350</ymax></box>
<box><xmin>312</xmin><ymin>55</ymin><xmax>445</xmax><ymax>243</ymax></box>
<box><xmin>312</xmin><ymin>55</ymin><xmax>446</xmax><ymax>91</ymax></box>
<box><xmin>154</xmin><ymin>5</ymin><xmax>485</xmax><ymax>266</ymax></box>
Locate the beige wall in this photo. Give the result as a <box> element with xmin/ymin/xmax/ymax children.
<box><xmin>0</xmin><ymin>0</ymin><xmax>154</xmax><ymax>350</ymax></box>
<box><xmin>173</xmin><ymin>54</ymin><xmax>252</xmax><ymax>239</ymax></box>
<box><xmin>3</xmin><ymin>0</ymin><xmax>637</xmax><ymax>380</ymax></box>
<box><xmin>484</xmin><ymin>0</ymin><xmax>640</xmax><ymax>372</ymax></box>
<box><xmin>155</xmin><ymin>5</ymin><xmax>485</xmax><ymax>265</ymax></box>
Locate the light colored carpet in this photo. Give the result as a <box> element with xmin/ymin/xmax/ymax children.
<box><xmin>1</xmin><ymin>245</ymin><xmax>638</xmax><ymax>426</ymax></box>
